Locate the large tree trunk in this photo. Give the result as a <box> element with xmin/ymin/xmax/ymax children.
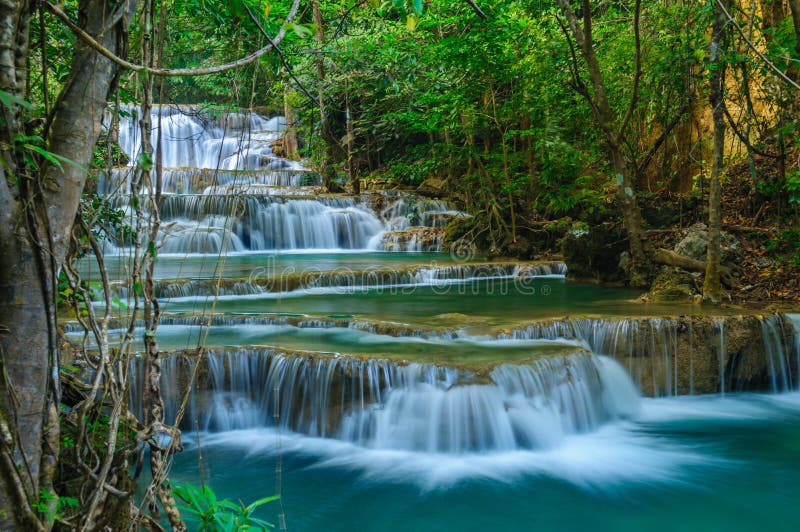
<box><xmin>704</xmin><ymin>0</ymin><xmax>729</xmax><ymax>304</ymax></box>
<box><xmin>0</xmin><ymin>0</ymin><xmax>138</xmax><ymax>527</ymax></box>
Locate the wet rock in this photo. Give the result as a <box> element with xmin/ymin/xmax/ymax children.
<box><xmin>416</xmin><ymin>177</ymin><xmax>447</xmax><ymax>198</ymax></box>
<box><xmin>269</xmin><ymin>137</ymin><xmax>286</xmax><ymax>157</ymax></box>
<box><xmin>380</xmin><ymin>227</ymin><xmax>444</xmax><ymax>252</ymax></box>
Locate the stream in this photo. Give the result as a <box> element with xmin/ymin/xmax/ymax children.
<box><xmin>78</xmin><ymin>106</ymin><xmax>800</xmax><ymax>530</ymax></box>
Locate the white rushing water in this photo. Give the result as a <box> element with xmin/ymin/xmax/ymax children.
<box><xmin>102</xmin><ymin>106</ymin><xmax>462</xmax><ymax>253</ymax></box>
<box><xmin>117</xmin><ymin>105</ymin><xmax>297</xmax><ymax>171</ymax></box>
<box><xmin>503</xmin><ymin>315</ymin><xmax>800</xmax><ymax>396</ymax></box>
<box><xmin>137</xmin><ymin>349</ymin><xmax>640</xmax><ymax>454</ymax></box>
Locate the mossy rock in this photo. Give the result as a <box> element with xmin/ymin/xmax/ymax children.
<box><xmin>646</xmin><ymin>269</ymin><xmax>699</xmax><ymax>302</ymax></box>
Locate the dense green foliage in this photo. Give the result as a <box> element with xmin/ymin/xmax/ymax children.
<box><xmin>172</xmin><ymin>483</ymin><xmax>279</xmax><ymax>530</ymax></box>
<box><xmin>4</xmin><ymin>0</ymin><xmax>800</xmax><ymax>528</ymax></box>
<box><xmin>275</xmin><ymin>0</ymin><xmax>797</xmax><ymax>254</ymax></box>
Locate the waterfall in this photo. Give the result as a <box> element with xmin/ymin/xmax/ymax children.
<box><xmin>100</xmin><ymin>106</ymin><xmax>458</xmax><ymax>252</ymax></box>
<box><xmin>789</xmin><ymin>314</ymin><xmax>800</xmax><ymax>387</ymax></box>
<box><xmin>502</xmin><ymin>315</ymin><xmax>798</xmax><ymax>396</ymax></box>
<box><xmin>379</xmin><ymin>196</ymin><xmax>461</xmax><ymax>230</ymax></box>
<box><xmin>717</xmin><ymin>321</ymin><xmax>726</xmax><ymax>397</ymax></box>
<box><xmin>145</xmin><ymin>349</ymin><xmax>639</xmax><ymax>453</ymax></box>
<box><xmin>116</xmin><ymin>105</ymin><xmax>293</xmax><ymax>171</ymax></box>
<box><xmin>104</xmin><ymin>192</ymin><xmax>463</xmax><ymax>253</ymax></box>
<box><xmin>97</xmin><ymin>168</ymin><xmax>317</xmax><ymax>195</ymax></box>
<box><xmin>760</xmin><ymin>314</ymin><xmax>793</xmax><ymax>392</ymax></box>
<box><xmin>83</xmin><ymin>313</ymin><xmax>800</xmax><ymax>399</ymax></box>
<box><xmin>101</xmin><ymin>262</ymin><xmax>567</xmax><ymax>300</ymax></box>
<box><xmin>106</xmin><ymin>194</ymin><xmax>386</xmax><ymax>253</ymax></box>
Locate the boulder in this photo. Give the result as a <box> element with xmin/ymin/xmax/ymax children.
<box><xmin>674</xmin><ymin>223</ymin><xmax>741</xmax><ymax>263</ymax></box>
<box><xmin>644</xmin><ymin>269</ymin><xmax>699</xmax><ymax>302</ymax></box>
<box><xmin>416</xmin><ymin>177</ymin><xmax>447</xmax><ymax>198</ymax></box>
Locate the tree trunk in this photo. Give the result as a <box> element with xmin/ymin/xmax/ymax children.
<box><xmin>704</xmin><ymin>0</ymin><xmax>729</xmax><ymax>304</ymax></box>
<box><xmin>788</xmin><ymin>0</ymin><xmax>800</xmax><ymax>55</ymax></box>
<box><xmin>555</xmin><ymin>0</ymin><xmax>651</xmax><ymax>287</ymax></box>
<box><xmin>0</xmin><ymin>0</ymin><xmax>139</xmax><ymax>527</ymax></box>
<box><xmin>312</xmin><ymin>0</ymin><xmax>337</xmax><ymax>191</ymax></box>
<box><xmin>283</xmin><ymin>85</ymin><xmax>299</xmax><ymax>159</ymax></box>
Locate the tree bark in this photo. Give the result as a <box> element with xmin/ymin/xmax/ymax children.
<box><xmin>0</xmin><ymin>0</ymin><xmax>139</xmax><ymax>527</ymax></box>
<box><xmin>555</xmin><ymin>0</ymin><xmax>651</xmax><ymax>287</ymax></box>
<box><xmin>788</xmin><ymin>0</ymin><xmax>800</xmax><ymax>55</ymax></box>
<box><xmin>283</xmin><ymin>85</ymin><xmax>299</xmax><ymax>159</ymax></box>
<box><xmin>704</xmin><ymin>0</ymin><xmax>729</xmax><ymax>304</ymax></box>
<box><xmin>312</xmin><ymin>0</ymin><xmax>337</xmax><ymax>191</ymax></box>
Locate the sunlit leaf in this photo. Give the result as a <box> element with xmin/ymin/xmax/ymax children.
<box><xmin>406</xmin><ymin>13</ymin><xmax>418</xmax><ymax>32</ymax></box>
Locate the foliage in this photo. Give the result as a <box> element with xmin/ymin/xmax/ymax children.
<box><xmin>766</xmin><ymin>229</ymin><xmax>800</xmax><ymax>265</ymax></box>
<box><xmin>172</xmin><ymin>482</ymin><xmax>279</xmax><ymax>531</ymax></box>
<box><xmin>32</xmin><ymin>490</ymin><xmax>80</xmax><ymax>524</ymax></box>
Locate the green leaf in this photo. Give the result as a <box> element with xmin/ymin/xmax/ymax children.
<box><xmin>0</xmin><ymin>90</ymin><xmax>33</xmax><ymax>111</ymax></box>
<box><xmin>136</xmin><ymin>152</ymin><xmax>154</xmax><ymax>171</ymax></box>
<box><xmin>289</xmin><ymin>22</ymin><xmax>312</xmax><ymax>38</ymax></box>
<box><xmin>246</xmin><ymin>495</ymin><xmax>280</xmax><ymax>510</ymax></box>
<box><xmin>26</xmin><ymin>145</ymin><xmax>85</xmax><ymax>171</ymax></box>
<box><xmin>412</xmin><ymin>0</ymin><xmax>423</xmax><ymax>15</ymax></box>
<box><xmin>406</xmin><ymin>13</ymin><xmax>418</xmax><ymax>32</ymax></box>
<box><xmin>229</xmin><ymin>0</ymin><xmax>247</xmax><ymax>18</ymax></box>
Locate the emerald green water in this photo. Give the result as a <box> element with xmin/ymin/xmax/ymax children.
<box><xmin>83</xmin><ymin>250</ymin><xmax>799</xmax><ymax>530</ymax></box>
<box><xmin>169</xmin><ymin>393</ymin><xmax>800</xmax><ymax>531</ymax></box>
<box><xmin>155</xmin><ymin>277</ymin><xmax>741</xmax><ymax>329</ymax></box>
<box><xmin>88</xmin><ymin>323</ymin><xmax>585</xmax><ymax>362</ymax></box>
<box><xmin>78</xmin><ymin>252</ymin><xmax>467</xmax><ymax>281</ymax></box>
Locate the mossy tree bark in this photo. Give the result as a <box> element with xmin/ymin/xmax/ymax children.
<box><xmin>0</xmin><ymin>0</ymin><xmax>138</xmax><ymax>527</ymax></box>
<box><xmin>704</xmin><ymin>0</ymin><xmax>730</xmax><ymax>304</ymax></box>
<box><xmin>283</xmin><ymin>85</ymin><xmax>299</xmax><ymax>159</ymax></box>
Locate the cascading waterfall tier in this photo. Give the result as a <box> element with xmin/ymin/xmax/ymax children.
<box><xmin>136</xmin><ymin>348</ymin><xmax>638</xmax><ymax>453</ymax></box>
<box><xmin>97</xmin><ymin>168</ymin><xmax>319</xmax><ymax>195</ymax></box>
<box><xmin>101</xmin><ymin>106</ymin><xmax>460</xmax><ymax>252</ymax></box>
<box><xmin>504</xmin><ymin>314</ymin><xmax>800</xmax><ymax>396</ymax></box>
<box><xmin>78</xmin><ymin>312</ymin><xmax>799</xmax><ymax>398</ymax></box>
<box><xmin>116</xmin><ymin>104</ymin><xmax>295</xmax><ymax>171</ymax></box>
<box><xmin>108</xmin><ymin>194</ymin><xmax>385</xmax><ymax>253</ymax></box>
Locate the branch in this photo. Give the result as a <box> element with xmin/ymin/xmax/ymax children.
<box><xmin>654</xmin><ymin>248</ymin><xmax>735</xmax><ymax>286</ymax></box>
<box><xmin>721</xmin><ymin>101</ymin><xmax>775</xmax><ymax>158</ymax></box>
<box><xmin>715</xmin><ymin>0</ymin><xmax>800</xmax><ymax>91</ymax></box>
<box><xmin>635</xmin><ymin>101</ymin><xmax>689</xmax><ymax>176</ymax></box>
<box><xmin>45</xmin><ymin>0</ymin><xmax>301</xmax><ymax>77</ymax></box>
<box><xmin>242</xmin><ymin>2</ymin><xmax>317</xmax><ymax>106</ymax></box>
<box><xmin>462</xmin><ymin>0</ymin><xmax>487</xmax><ymax>19</ymax></box>
<box><xmin>554</xmin><ymin>14</ymin><xmax>589</xmax><ymax>98</ymax></box>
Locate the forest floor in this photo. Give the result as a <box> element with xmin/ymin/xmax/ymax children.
<box><xmin>644</xmin><ymin>155</ymin><xmax>800</xmax><ymax>307</ymax></box>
